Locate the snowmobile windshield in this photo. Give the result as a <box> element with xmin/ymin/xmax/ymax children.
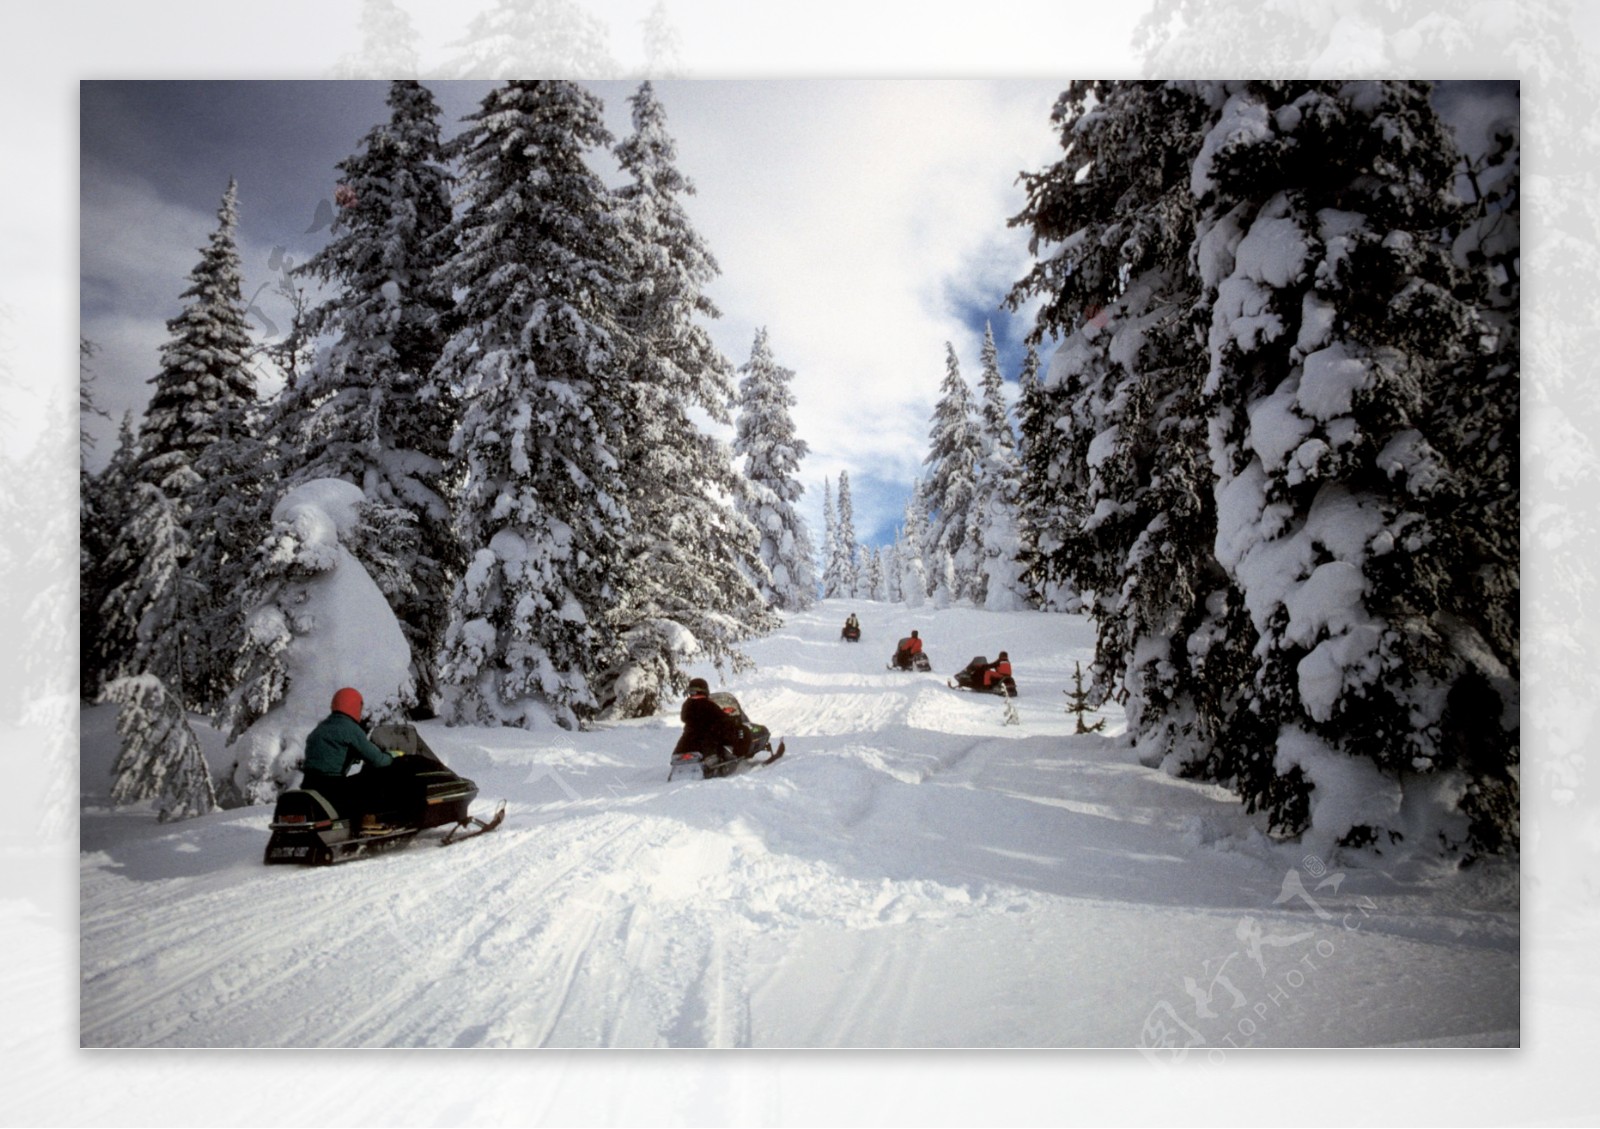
<box><xmin>709</xmin><ymin>691</ymin><xmax>746</xmax><ymax>721</ymax></box>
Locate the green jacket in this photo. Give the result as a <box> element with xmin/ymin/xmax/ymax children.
<box><xmin>303</xmin><ymin>711</ymin><xmax>394</xmax><ymax>777</ymax></box>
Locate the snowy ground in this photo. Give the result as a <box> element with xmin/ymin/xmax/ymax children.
<box><xmin>76</xmin><ymin>601</ymin><xmax>1518</xmax><ymax>1054</ymax></box>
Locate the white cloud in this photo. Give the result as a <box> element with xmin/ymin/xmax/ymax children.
<box><xmin>636</xmin><ymin>79</ymin><xmax>1064</xmax><ymax>543</ymax></box>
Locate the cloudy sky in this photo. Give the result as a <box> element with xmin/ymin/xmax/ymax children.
<box><xmin>80</xmin><ymin>76</ymin><xmax>1067</xmax><ymax>549</ymax></box>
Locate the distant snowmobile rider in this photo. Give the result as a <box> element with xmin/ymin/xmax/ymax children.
<box><xmin>301</xmin><ymin>687</ymin><xmax>403</xmax><ymax>829</ymax></box>
<box><xmin>674</xmin><ymin>677</ymin><xmax>751</xmax><ymax>760</ymax></box>
<box><xmin>984</xmin><ymin>651</ymin><xmax>1012</xmax><ymax>688</ymax></box>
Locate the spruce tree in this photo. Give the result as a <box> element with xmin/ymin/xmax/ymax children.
<box><xmin>733</xmin><ymin>327</ymin><xmax>817</xmax><ymax>610</ymax></box>
<box><xmin>922</xmin><ymin>343</ymin><xmax>983</xmax><ymax>603</ymax></box>
<box><xmin>277</xmin><ymin>79</ymin><xmax>459</xmax><ymax>712</ymax></box>
<box><xmin>881</xmin><ymin>539</ymin><xmax>902</xmax><ymax>603</ymax></box>
<box><xmin>97</xmin><ymin>483</ymin><xmax>201</xmax><ymax>705</ymax></box>
<box><xmin>82</xmin><ymin>408</ymin><xmax>139</xmax><ymax>700</ymax></box>
<box><xmin>1011</xmin><ymin>342</ymin><xmax>1067</xmax><ymax>609</ymax></box>
<box><xmin>828</xmin><ymin>470</ymin><xmax>861</xmax><ymax>599</ymax></box>
<box><xmin>1008</xmin><ymin>82</ymin><xmax>1249</xmax><ymax>776</ymax></box>
<box><xmin>103</xmin><ymin>674</ymin><xmax>218</xmax><ymax>822</ymax></box>
<box><xmin>599</xmin><ymin>82</ymin><xmax>777</xmax><ymax>717</ymax></box>
<box><xmin>898</xmin><ymin>489</ymin><xmax>931</xmax><ymax>609</ymax></box>
<box><xmin>820</xmin><ymin>476</ymin><xmax>838</xmax><ymax>599</ymax></box>
<box><xmin>101</xmin><ymin>181</ymin><xmax>258</xmax><ymax>710</ymax></box>
<box><xmin>184</xmin><ymin>376</ymin><xmax>270</xmax><ymax>710</ymax></box>
<box><xmin>136</xmin><ymin>181</ymin><xmax>256</xmax><ymax>499</ymax></box>
<box><xmin>863</xmin><ymin>546</ymin><xmax>885</xmax><ymax>603</ymax></box>
<box><xmin>971</xmin><ymin>322</ymin><xmax>1029</xmax><ymax>610</ymax></box>
<box><xmin>1190</xmin><ymin>80</ymin><xmax>1518</xmax><ymax>853</ymax></box>
<box><xmin>432</xmin><ymin>80</ymin><xmax>630</xmax><ymax>730</ymax></box>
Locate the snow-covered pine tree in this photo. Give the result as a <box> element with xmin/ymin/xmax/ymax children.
<box><xmin>971</xmin><ymin>321</ymin><xmax>1029</xmax><ymax>610</ymax></box>
<box><xmin>1129</xmin><ymin>0</ymin><xmax>1577</xmax><ymax>841</ymax></box>
<box><xmin>1011</xmin><ymin>342</ymin><xmax>1068</xmax><ymax>610</ymax></box>
<box><xmin>432</xmin><ymin>80</ymin><xmax>631</xmax><ymax>730</ymax></box>
<box><xmin>103</xmin><ymin>673</ymin><xmax>218</xmax><ymax>822</ymax></box>
<box><xmin>82</xmin><ymin>416</ymin><xmax>140</xmax><ymax>699</ymax></box>
<box><xmin>100</xmin><ymin>181</ymin><xmax>257</xmax><ymax>710</ymax></box>
<box><xmin>922</xmin><ymin>343</ymin><xmax>983</xmax><ymax>604</ymax></box>
<box><xmin>1007</xmin><ymin>81</ymin><xmax>1250</xmax><ymax>778</ymax></box>
<box><xmin>1430</xmin><ymin>99</ymin><xmax>1520</xmax><ymax>852</ymax></box>
<box><xmin>98</xmin><ymin>483</ymin><xmax>202</xmax><ymax>699</ymax></box>
<box><xmin>863</xmin><ymin>545</ymin><xmax>885</xmax><ymax>602</ymax></box>
<box><xmin>439</xmin><ymin>0</ymin><xmax>617</xmax><ymax>79</ymax></box>
<box><xmin>1189</xmin><ymin>80</ymin><xmax>1518</xmax><ymax>855</ymax></box>
<box><xmin>136</xmin><ymin>181</ymin><xmax>256</xmax><ymax>500</ymax></box>
<box><xmin>881</xmin><ymin>537</ymin><xmax>902</xmax><ymax>604</ymax></box>
<box><xmin>598</xmin><ymin>81</ymin><xmax>778</xmax><ymax>718</ymax></box>
<box><xmin>277</xmin><ymin>79</ymin><xmax>459</xmax><ymax>712</ymax></box>
<box><xmin>828</xmin><ymin>470</ymin><xmax>862</xmax><ymax>599</ymax></box>
<box><xmin>897</xmin><ymin>489</ymin><xmax>930</xmax><ymax>609</ymax></box>
<box><xmin>732</xmin><ymin>327</ymin><xmax>817</xmax><ymax>610</ymax></box>
<box><xmin>219</xmin><ymin>479</ymin><xmax>417</xmax><ymax>804</ymax></box>
<box><xmin>820</xmin><ymin>476</ymin><xmax>838</xmax><ymax>599</ymax></box>
<box><xmin>184</xmin><ymin>376</ymin><xmax>270</xmax><ymax>711</ymax></box>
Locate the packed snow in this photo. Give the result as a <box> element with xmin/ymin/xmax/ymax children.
<box><xmin>78</xmin><ymin>600</ymin><xmax>1516</xmax><ymax>1051</ymax></box>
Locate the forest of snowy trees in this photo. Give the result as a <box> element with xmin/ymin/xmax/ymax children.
<box><xmin>1005</xmin><ymin>80</ymin><xmax>1519</xmax><ymax>858</ymax></box>
<box><xmin>79</xmin><ymin>77</ymin><xmax>1518</xmax><ymax>864</ymax></box>
<box><xmin>80</xmin><ymin>79</ymin><xmax>809</xmax><ymax>806</ymax></box>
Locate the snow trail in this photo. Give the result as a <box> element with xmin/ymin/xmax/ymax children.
<box><xmin>79</xmin><ymin>602</ymin><xmax>1517</xmax><ymax>1048</ymax></box>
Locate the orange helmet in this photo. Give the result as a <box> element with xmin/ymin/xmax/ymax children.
<box><xmin>331</xmin><ymin>687</ymin><xmax>364</xmax><ymax>720</ymax></box>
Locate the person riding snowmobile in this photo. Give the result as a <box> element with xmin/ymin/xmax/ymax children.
<box><xmin>673</xmin><ymin>677</ymin><xmax>752</xmax><ymax>762</ymax></box>
<box><xmin>953</xmin><ymin>652</ymin><xmax>1017</xmax><ymax>694</ymax></box>
<box><xmin>891</xmin><ymin>630</ymin><xmax>924</xmax><ymax>670</ymax></box>
<box><xmin>841</xmin><ymin>613</ymin><xmax>861</xmax><ymax>641</ymax></box>
<box><xmin>301</xmin><ymin>687</ymin><xmax>406</xmax><ymax>832</ymax></box>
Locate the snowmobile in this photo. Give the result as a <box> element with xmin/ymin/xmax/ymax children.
<box><xmin>668</xmin><ymin>691</ymin><xmax>786</xmax><ymax>781</ymax></box>
<box><xmin>949</xmin><ymin>656</ymin><xmax>1018</xmax><ymax>697</ymax></box>
<box><xmin>888</xmin><ymin>641</ymin><xmax>932</xmax><ymax>673</ymax></box>
<box><xmin>841</xmin><ymin>622</ymin><xmax>861</xmax><ymax>643</ymax></box>
<box><xmin>264</xmin><ymin>722</ymin><xmax>505</xmax><ymax>866</ymax></box>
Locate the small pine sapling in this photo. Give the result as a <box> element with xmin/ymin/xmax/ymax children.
<box><xmin>1065</xmin><ymin>661</ymin><xmax>1106</xmax><ymax>734</ymax></box>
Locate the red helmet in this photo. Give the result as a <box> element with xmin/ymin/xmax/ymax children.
<box><xmin>331</xmin><ymin>687</ymin><xmax>364</xmax><ymax>719</ymax></box>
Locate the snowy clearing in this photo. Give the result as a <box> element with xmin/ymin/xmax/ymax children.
<box><xmin>78</xmin><ymin>602</ymin><xmax>1516</xmax><ymax>1050</ymax></box>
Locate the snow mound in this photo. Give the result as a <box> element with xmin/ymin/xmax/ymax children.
<box><xmin>226</xmin><ymin>479</ymin><xmax>414</xmax><ymax>800</ymax></box>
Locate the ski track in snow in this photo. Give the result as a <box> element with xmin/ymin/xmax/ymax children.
<box><xmin>78</xmin><ymin>603</ymin><xmax>1519</xmax><ymax>1048</ymax></box>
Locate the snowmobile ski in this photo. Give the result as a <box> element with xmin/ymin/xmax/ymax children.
<box><xmin>668</xmin><ymin>739</ymin><xmax>785</xmax><ymax>781</ymax></box>
<box><xmin>440</xmin><ymin>801</ymin><xmax>506</xmax><ymax>846</ymax></box>
<box><xmin>948</xmin><ymin>660</ymin><xmax>1018</xmax><ymax>698</ymax></box>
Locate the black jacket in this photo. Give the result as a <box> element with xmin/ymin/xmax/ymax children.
<box><xmin>674</xmin><ymin>692</ymin><xmax>746</xmax><ymax>756</ymax></box>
